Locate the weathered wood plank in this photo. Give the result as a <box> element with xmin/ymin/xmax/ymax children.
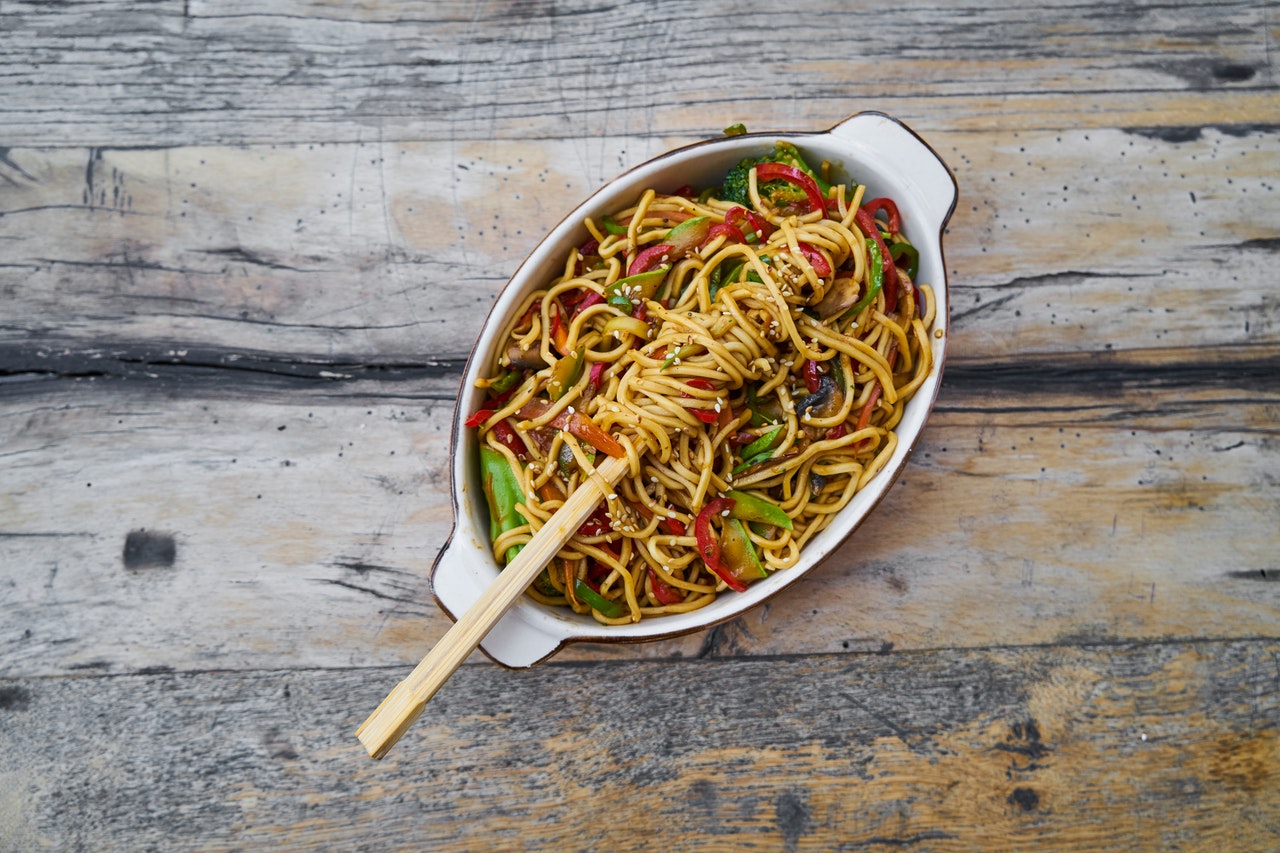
<box><xmin>0</xmin><ymin>0</ymin><xmax>1274</xmax><ymax>146</ymax></box>
<box><xmin>1</xmin><ymin>640</ymin><xmax>1276</xmax><ymax>851</ymax></box>
<box><xmin>2</xmin><ymin>125</ymin><xmax>1277</xmax><ymax>366</ymax></box>
<box><xmin>3</xmin><ymin>376</ymin><xmax>1276</xmax><ymax>677</ymax></box>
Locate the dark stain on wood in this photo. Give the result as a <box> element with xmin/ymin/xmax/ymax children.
<box><xmin>775</xmin><ymin>788</ymin><xmax>812</xmax><ymax>851</ymax></box>
<box><xmin>1224</xmin><ymin>568</ymin><xmax>1277</xmax><ymax>582</ymax></box>
<box><xmin>0</xmin><ymin>685</ymin><xmax>32</xmax><ymax>712</ymax></box>
<box><xmin>995</xmin><ymin>718</ymin><xmax>1051</xmax><ymax>772</ymax></box>
<box><xmin>123</xmin><ymin>529</ymin><xmax>176</xmax><ymax>570</ymax></box>
<box><xmin>1008</xmin><ymin>786</ymin><xmax>1040</xmax><ymax>811</ymax></box>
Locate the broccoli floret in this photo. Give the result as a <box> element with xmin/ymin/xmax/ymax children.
<box><xmin>720</xmin><ymin>142</ymin><xmax>831</xmax><ymax>211</ymax></box>
<box><xmin>720</xmin><ymin>154</ymin><xmax>761</xmax><ymax>208</ymax></box>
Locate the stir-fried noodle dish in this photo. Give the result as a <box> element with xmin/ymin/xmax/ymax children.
<box><xmin>467</xmin><ymin>139</ymin><xmax>936</xmax><ymax>624</ymax></box>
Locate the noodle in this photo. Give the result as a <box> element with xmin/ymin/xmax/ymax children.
<box><xmin>468</xmin><ymin>146</ymin><xmax>934</xmax><ymax>624</ymax></box>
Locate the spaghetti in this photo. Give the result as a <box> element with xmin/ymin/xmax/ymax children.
<box><xmin>467</xmin><ymin>143</ymin><xmax>936</xmax><ymax>624</ymax></box>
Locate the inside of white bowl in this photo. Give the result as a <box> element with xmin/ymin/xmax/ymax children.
<box><xmin>435</xmin><ymin>114</ymin><xmax>955</xmax><ymax>666</ymax></box>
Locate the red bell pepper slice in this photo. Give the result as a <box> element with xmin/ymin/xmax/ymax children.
<box><xmin>661</xmin><ymin>509</ymin><xmax>686</xmax><ymax>537</ymax></box>
<box><xmin>647</xmin><ymin>567</ymin><xmax>685</xmax><ymax>605</ymax></box>
<box><xmin>725</xmin><ymin>206</ymin><xmax>773</xmax><ymax>243</ymax></box>
<box><xmin>855</xmin><ymin>207</ymin><xmax>899</xmax><ymax>313</ymax></box>
<box><xmin>578</xmin><ymin>505</ymin><xmax>612</xmax><ymax>537</ymax></box>
<box><xmin>465</xmin><ymin>408</ymin><xmax>494</xmax><ymax>429</ymax></box>
<box><xmin>694</xmin><ymin>497</ymin><xmax>744</xmax><ymax>592</ymax></box>
<box><xmin>703</xmin><ymin>222</ymin><xmax>747</xmax><ymax>247</ymax></box>
<box><xmin>587</xmin><ymin>360</ymin><xmax>606</xmax><ymax>392</ymax></box>
<box><xmin>862</xmin><ymin>197</ymin><xmax>901</xmax><ymax>234</ymax></box>
<box><xmin>754</xmin><ymin>163</ymin><xmax>826</xmax><ymax>215</ymax></box>
<box><xmin>490</xmin><ymin>419</ymin><xmax>526</xmax><ymax>458</ymax></box>
<box><xmin>855</xmin><ymin>382</ymin><xmax>883</xmax><ymax>436</ymax></box>
<box><xmin>681</xmin><ymin>377</ymin><xmax>720</xmax><ymax>424</ymax></box>
<box><xmin>803</xmin><ymin>359</ymin><xmax>822</xmax><ymax>394</ymax></box>
<box><xmin>628</xmin><ymin>244</ymin><xmax>674</xmax><ymax>277</ymax></box>
<box><xmin>798</xmin><ymin>242</ymin><xmax>832</xmax><ymax>277</ymax></box>
<box><xmin>572</xmin><ymin>290</ymin><xmax>604</xmax><ymax>318</ymax></box>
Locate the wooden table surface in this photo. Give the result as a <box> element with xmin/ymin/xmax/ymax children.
<box><xmin>3</xmin><ymin>2</ymin><xmax>1278</xmax><ymax>850</ymax></box>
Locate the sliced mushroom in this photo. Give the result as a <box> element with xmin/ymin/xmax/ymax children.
<box><xmin>812</xmin><ymin>276</ymin><xmax>861</xmax><ymax>320</ymax></box>
<box><xmin>794</xmin><ymin>376</ymin><xmax>843</xmax><ymax>420</ymax></box>
<box><xmin>506</xmin><ymin>344</ymin><xmax>549</xmax><ymax>370</ymax></box>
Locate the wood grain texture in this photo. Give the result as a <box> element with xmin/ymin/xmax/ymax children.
<box><xmin>3</xmin><ymin>385</ymin><xmax>1278</xmax><ymax>677</ymax></box>
<box><xmin>1</xmin><ymin>0</ymin><xmax>1278</xmax><ymax>845</ymax></box>
<box><xmin>0</xmin><ymin>0</ymin><xmax>1275</xmax><ymax>146</ymax></box>
<box><xmin>1</xmin><ymin>640</ymin><xmax>1276</xmax><ymax>851</ymax></box>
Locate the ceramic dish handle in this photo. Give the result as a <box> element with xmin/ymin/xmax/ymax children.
<box><xmin>828</xmin><ymin>113</ymin><xmax>958</xmax><ymax>231</ymax></box>
<box><xmin>429</xmin><ymin>534</ymin><xmax>566</xmax><ymax>668</ymax></box>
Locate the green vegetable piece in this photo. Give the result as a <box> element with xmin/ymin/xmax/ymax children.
<box><xmin>709</xmin><ymin>259</ymin><xmax>744</xmax><ymax>303</ymax></box>
<box><xmin>547</xmin><ymin>345</ymin><xmax>586</xmax><ymax>400</ymax></box>
<box><xmin>721</xmin><ymin>142</ymin><xmax>830</xmax><ymax>209</ymax></box>
<box><xmin>488</xmin><ymin>369</ymin><xmax>522</xmax><ymax>395</ymax></box>
<box><xmin>574</xmin><ymin>578</ymin><xmax>625</xmax><ymax>618</ymax></box>
<box><xmin>723</xmin><ymin>123</ymin><xmax>748</xmax><ymax>137</ymax></box>
<box><xmin>739</xmin><ymin>425</ymin><xmax>783</xmax><ymax>461</ymax></box>
<box><xmin>605</xmin><ymin>267</ymin><xmax>668</xmax><ymax>312</ymax></box>
<box><xmin>718</xmin><ymin>518</ymin><xmax>768</xmax><ymax>585</ymax></box>
<box><xmin>733</xmin><ymin>425</ymin><xmax>786</xmax><ymax>473</ymax></box>
<box><xmin>531</xmin><ymin>569</ymin><xmax>560</xmax><ymax>597</ymax></box>
<box><xmin>661</xmin><ymin>344</ymin><xmax>692</xmax><ymax>371</ymax></box>
<box><xmin>846</xmin><ymin>238</ymin><xmax>884</xmax><ymax>316</ymax></box>
<box><xmin>664</xmin><ymin>216</ymin><xmax>711</xmax><ymax>255</ymax></box>
<box><xmin>724</xmin><ymin>490</ymin><xmax>793</xmax><ymax>531</ymax></box>
<box><xmin>479</xmin><ymin>445</ymin><xmax>528</xmax><ymax>564</ymax></box>
<box><xmin>602</xmin><ymin>214</ymin><xmax>627</xmax><ymax>236</ymax></box>
<box><xmin>746</xmin><ymin>386</ymin><xmax>783</xmax><ymax>427</ymax></box>
<box><xmin>889</xmin><ymin>240</ymin><xmax>920</xmax><ymax>280</ymax></box>
<box><xmin>557</xmin><ymin>441</ymin><xmax>576</xmax><ymax>478</ymax></box>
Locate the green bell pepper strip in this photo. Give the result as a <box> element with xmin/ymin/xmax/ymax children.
<box><xmin>601</xmin><ymin>214</ymin><xmax>627</xmax><ymax>236</ymax></box>
<box><xmin>847</xmin><ymin>238</ymin><xmax>884</xmax><ymax>316</ymax></box>
<box><xmin>724</xmin><ymin>490</ymin><xmax>793</xmax><ymax>530</ymax></box>
<box><xmin>479</xmin><ymin>445</ymin><xmax>528</xmax><ymax>564</ymax></box>
<box><xmin>855</xmin><ymin>207</ymin><xmax>898</xmax><ymax>312</ymax></box>
<box><xmin>487</xmin><ymin>368</ymin><xmax>522</xmax><ymax>395</ymax></box>
<box><xmin>889</xmin><ymin>241</ymin><xmax>919</xmax><ymax>281</ymax></box>
<box><xmin>574</xmin><ymin>578</ymin><xmax>625</xmax><ymax>618</ymax></box>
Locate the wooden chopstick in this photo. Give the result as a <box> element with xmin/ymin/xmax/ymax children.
<box><xmin>355</xmin><ymin>453</ymin><xmax>632</xmax><ymax>759</ymax></box>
